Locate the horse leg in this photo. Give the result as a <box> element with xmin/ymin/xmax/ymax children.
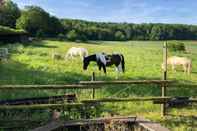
<box><xmin>172</xmin><ymin>65</ymin><xmax>176</xmax><ymax>72</ymax></box>
<box><xmin>183</xmin><ymin>65</ymin><xmax>187</xmax><ymax>74</ymax></box>
<box><xmin>187</xmin><ymin>65</ymin><xmax>190</xmax><ymax>75</ymax></box>
<box><xmin>115</xmin><ymin>66</ymin><xmax>120</xmax><ymax>79</ymax></box>
<box><xmin>65</xmin><ymin>53</ymin><xmax>69</xmax><ymax>61</ymax></box>
<box><xmin>182</xmin><ymin>64</ymin><xmax>185</xmax><ymax>73</ymax></box>
<box><xmin>98</xmin><ymin>65</ymin><xmax>102</xmax><ymax>71</ymax></box>
<box><xmin>117</xmin><ymin>63</ymin><xmax>122</xmax><ymax>72</ymax></box>
<box><xmin>102</xmin><ymin>64</ymin><xmax>107</xmax><ymax>74</ymax></box>
<box><xmin>187</xmin><ymin>63</ymin><xmax>191</xmax><ymax>75</ymax></box>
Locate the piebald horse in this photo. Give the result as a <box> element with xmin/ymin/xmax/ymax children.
<box><xmin>162</xmin><ymin>56</ymin><xmax>192</xmax><ymax>74</ymax></box>
<box><xmin>83</xmin><ymin>53</ymin><xmax>125</xmax><ymax>75</ymax></box>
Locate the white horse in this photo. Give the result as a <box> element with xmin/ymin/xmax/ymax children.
<box><xmin>162</xmin><ymin>56</ymin><xmax>192</xmax><ymax>74</ymax></box>
<box><xmin>65</xmin><ymin>47</ymin><xmax>88</xmax><ymax>60</ymax></box>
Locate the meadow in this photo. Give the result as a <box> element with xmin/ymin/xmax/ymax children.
<box><xmin>0</xmin><ymin>40</ymin><xmax>196</xmax><ymax>131</ymax></box>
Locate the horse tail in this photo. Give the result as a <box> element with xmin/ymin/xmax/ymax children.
<box><xmin>120</xmin><ymin>54</ymin><xmax>125</xmax><ymax>72</ymax></box>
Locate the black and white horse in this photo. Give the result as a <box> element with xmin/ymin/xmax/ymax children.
<box><xmin>83</xmin><ymin>53</ymin><xmax>125</xmax><ymax>74</ymax></box>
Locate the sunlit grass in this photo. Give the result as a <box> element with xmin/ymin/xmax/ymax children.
<box><xmin>0</xmin><ymin>40</ymin><xmax>196</xmax><ymax>130</ymax></box>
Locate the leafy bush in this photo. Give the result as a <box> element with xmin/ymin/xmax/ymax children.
<box><xmin>66</xmin><ymin>30</ymin><xmax>78</xmax><ymax>41</ymax></box>
<box><xmin>57</xmin><ymin>33</ymin><xmax>65</xmax><ymax>41</ymax></box>
<box><xmin>36</xmin><ymin>30</ymin><xmax>45</xmax><ymax>38</ymax></box>
<box><xmin>114</xmin><ymin>31</ymin><xmax>126</xmax><ymax>41</ymax></box>
<box><xmin>168</xmin><ymin>41</ymin><xmax>186</xmax><ymax>52</ymax></box>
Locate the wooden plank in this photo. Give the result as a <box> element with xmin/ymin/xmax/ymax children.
<box><xmin>0</xmin><ymin>103</ymin><xmax>83</xmax><ymax>110</ymax></box>
<box><xmin>169</xmin><ymin>84</ymin><xmax>197</xmax><ymax>88</ymax></box>
<box><xmin>0</xmin><ymin>120</ymin><xmax>42</xmax><ymax>129</ymax></box>
<box><xmin>0</xmin><ymin>84</ymin><xmax>100</xmax><ymax>90</ymax></box>
<box><xmin>80</xmin><ymin>80</ymin><xmax>174</xmax><ymax>85</ymax></box>
<box><xmin>30</xmin><ymin>120</ymin><xmax>63</xmax><ymax>131</ymax></box>
<box><xmin>31</xmin><ymin>116</ymin><xmax>137</xmax><ymax>131</ymax></box>
<box><xmin>161</xmin><ymin>41</ymin><xmax>168</xmax><ymax>116</ymax></box>
<box><xmin>91</xmin><ymin>72</ymin><xmax>96</xmax><ymax>99</ymax></box>
<box><xmin>81</xmin><ymin>97</ymin><xmax>171</xmax><ymax>103</ymax></box>
<box><xmin>0</xmin><ymin>94</ymin><xmax>76</xmax><ymax>105</ymax></box>
<box><xmin>136</xmin><ymin>117</ymin><xmax>169</xmax><ymax>131</ymax></box>
<box><xmin>32</xmin><ymin>116</ymin><xmax>169</xmax><ymax>131</ymax></box>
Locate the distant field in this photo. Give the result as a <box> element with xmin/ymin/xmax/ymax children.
<box><xmin>0</xmin><ymin>40</ymin><xmax>196</xmax><ymax>130</ymax></box>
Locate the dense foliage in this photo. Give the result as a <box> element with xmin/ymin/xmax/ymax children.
<box><xmin>0</xmin><ymin>0</ymin><xmax>197</xmax><ymax>41</ymax></box>
<box><xmin>168</xmin><ymin>41</ymin><xmax>186</xmax><ymax>52</ymax></box>
<box><xmin>0</xmin><ymin>0</ymin><xmax>20</xmax><ymax>28</ymax></box>
<box><xmin>61</xmin><ymin>19</ymin><xmax>197</xmax><ymax>41</ymax></box>
<box><xmin>16</xmin><ymin>6</ymin><xmax>63</xmax><ymax>37</ymax></box>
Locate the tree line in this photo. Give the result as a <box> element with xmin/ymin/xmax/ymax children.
<box><xmin>1</xmin><ymin>0</ymin><xmax>197</xmax><ymax>41</ymax></box>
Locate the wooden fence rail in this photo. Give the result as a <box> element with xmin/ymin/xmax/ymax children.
<box><xmin>0</xmin><ymin>84</ymin><xmax>100</xmax><ymax>90</ymax></box>
<box><xmin>81</xmin><ymin>97</ymin><xmax>171</xmax><ymax>103</ymax></box>
<box><xmin>80</xmin><ymin>80</ymin><xmax>174</xmax><ymax>85</ymax></box>
<box><xmin>31</xmin><ymin>116</ymin><xmax>169</xmax><ymax>131</ymax></box>
<box><xmin>1</xmin><ymin>97</ymin><xmax>196</xmax><ymax>110</ymax></box>
<box><xmin>0</xmin><ymin>103</ymin><xmax>83</xmax><ymax>110</ymax></box>
<box><xmin>0</xmin><ymin>82</ymin><xmax>195</xmax><ymax>91</ymax></box>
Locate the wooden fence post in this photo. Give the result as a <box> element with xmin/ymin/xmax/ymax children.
<box><xmin>161</xmin><ymin>42</ymin><xmax>167</xmax><ymax>116</ymax></box>
<box><xmin>91</xmin><ymin>72</ymin><xmax>96</xmax><ymax>99</ymax></box>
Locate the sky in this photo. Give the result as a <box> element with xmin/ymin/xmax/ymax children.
<box><xmin>12</xmin><ymin>0</ymin><xmax>197</xmax><ymax>25</ymax></box>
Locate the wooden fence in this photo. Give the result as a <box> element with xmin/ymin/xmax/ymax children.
<box><xmin>31</xmin><ymin>116</ymin><xmax>170</xmax><ymax>131</ymax></box>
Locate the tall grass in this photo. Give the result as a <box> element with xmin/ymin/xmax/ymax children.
<box><xmin>0</xmin><ymin>40</ymin><xmax>196</xmax><ymax>130</ymax></box>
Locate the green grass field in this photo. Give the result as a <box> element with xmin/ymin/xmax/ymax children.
<box><xmin>0</xmin><ymin>40</ymin><xmax>196</xmax><ymax>130</ymax></box>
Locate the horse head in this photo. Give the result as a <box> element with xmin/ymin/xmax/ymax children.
<box><xmin>83</xmin><ymin>56</ymin><xmax>89</xmax><ymax>70</ymax></box>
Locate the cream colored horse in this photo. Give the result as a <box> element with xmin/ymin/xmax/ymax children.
<box><xmin>65</xmin><ymin>47</ymin><xmax>88</xmax><ymax>60</ymax></box>
<box><xmin>162</xmin><ymin>56</ymin><xmax>192</xmax><ymax>74</ymax></box>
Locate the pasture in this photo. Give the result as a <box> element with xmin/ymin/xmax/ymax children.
<box><xmin>0</xmin><ymin>40</ymin><xmax>197</xmax><ymax>130</ymax></box>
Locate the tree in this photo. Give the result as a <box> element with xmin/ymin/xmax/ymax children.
<box><xmin>0</xmin><ymin>0</ymin><xmax>21</xmax><ymax>28</ymax></box>
<box><xmin>16</xmin><ymin>6</ymin><xmax>50</xmax><ymax>36</ymax></box>
<box><xmin>47</xmin><ymin>16</ymin><xmax>63</xmax><ymax>37</ymax></box>
<box><xmin>114</xmin><ymin>31</ymin><xmax>126</xmax><ymax>41</ymax></box>
<box><xmin>66</xmin><ymin>30</ymin><xmax>78</xmax><ymax>41</ymax></box>
<box><xmin>16</xmin><ymin>6</ymin><xmax>63</xmax><ymax>37</ymax></box>
<box><xmin>150</xmin><ymin>25</ymin><xmax>163</xmax><ymax>40</ymax></box>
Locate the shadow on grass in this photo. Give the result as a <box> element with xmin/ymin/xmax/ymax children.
<box><xmin>0</xmin><ymin>60</ymin><xmax>196</xmax><ymax>99</ymax></box>
<box><xmin>82</xmin><ymin>41</ymin><xmax>104</xmax><ymax>45</ymax></box>
<box><xmin>29</xmin><ymin>41</ymin><xmax>58</xmax><ymax>48</ymax></box>
<box><xmin>0</xmin><ymin>60</ymin><xmax>93</xmax><ymax>100</ymax></box>
<box><xmin>31</xmin><ymin>44</ymin><xmax>58</xmax><ymax>48</ymax></box>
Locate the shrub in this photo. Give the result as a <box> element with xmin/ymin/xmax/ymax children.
<box><xmin>36</xmin><ymin>30</ymin><xmax>45</xmax><ymax>38</ymax></box>
<box><xmin>57</xmin><ymin>33</ymin><xmax>65</xmax><ymax>41</ymax></box>
<box><xmin>168</xmin><ymin>41</ymin><xmax>186</xmax><ymax>52</ymax></box>
<box><xmin>114</xmin><ymin>31</ymin><xmax>126</xmax><ymax>41</ymax></box>
<box><xmin>66</xmin><ymin>30</ymin><xmax>78</xmax><ymax>41</ymax></box>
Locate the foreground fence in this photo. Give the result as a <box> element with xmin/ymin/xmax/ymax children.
<box><xmin>0</xmin><ymin>80</ymin><xmax>196</xmax><ymax>116</ymax></box>
<box><xmin>31</xmin><ymin>116</ymin><xmax>170</xmax><ymax>131</ymax></box>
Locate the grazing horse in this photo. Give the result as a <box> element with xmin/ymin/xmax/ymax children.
<box><xmin>65</xmin><ymin>47</ymin><xmax>88</xmax><ymax>60</ymax></box>
<box><xmin>83</xmin><ymin>53</ymin><xmax>125</xmax><ymax>74</ymax></box>
<box><xmin>162</xmin><ymin>56</ymin><xmax>192</xmax><ymax>74</ymax></box>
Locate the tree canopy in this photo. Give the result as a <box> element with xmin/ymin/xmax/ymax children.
<box><xmin>0</xmin><ymin>0</ymin><xmax>21</xmax><ymax>28</ymax></box>
<box><xmin>1</xmin><ymin>0</ymin><xmax>197</xmax><ymax>41</ymax></box>
<box><xmin>16</xmin><ymin>6</ymin><xmax>62</xmax><ymax>37</ymax></box>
